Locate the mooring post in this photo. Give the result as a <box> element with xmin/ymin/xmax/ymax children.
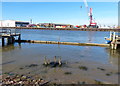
<box><xmin>7</xmin><ymin>36</ymin><xmax>15</xmax><ymax>45</ymax></box>
<box><xmin>110</xmin><ymin>31</ymin><xmax>113</xmax><ymax>41</ymax></box>
<box><xmin>2</xmin><ymin>37</ymin><xmax>5</xmax><ymax>46</ymax></box>
<box><xmin>7</xmin><ymin>36</ymin><xmax>13</xmax><ymax>45</ymax></box>
<box><xmin>18</xmin><ymin>34</ymin><xmax>21</xmax><ymax>43</ymax></box>
<box><xmin>111</xmin><ymin>32</ymin><xmax>117</xmax><ymax>50</ymax></box>
<box><xmin>114</xmin><ymin>44</ymin><xmax>117</xmax><ymax>50</ymax></box>
<box><xmin>11</xmin><ymin>36</ymin><xmax>15</xmax><ymax>44</ymax></box>
<box><xmin>113</xmin><ymin>32</ymin><xmax>116</xmax><ymax>42</ymax></box>
<box><xmin>7</xmin><ymin>37</ymin><xmax>10</xmax><ymax>45</ymax></box>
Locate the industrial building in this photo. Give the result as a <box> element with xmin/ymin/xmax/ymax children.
<box><xmin>38</xmin><ymin>23</ymin><xmax>74</xmax><ymax>28</ymax></box>
<box><xmin>0</xmin><ymin>20</ymin><xmax>29</xmax><ymax>27</ymax></box>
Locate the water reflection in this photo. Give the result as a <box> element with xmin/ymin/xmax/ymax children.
<box><xmin>87</xmin><ymin>31</ymin><xmax>95</xmax><ymax>43</ymax></box>
<box><xmin>1</xmin><ymin>29</ymin><xmax>119</xmax><ymax>67</ymax></box>
<box><xmin>105</xmin><ymin>48</ymin><xmax>120</xmax><ymax>65</ymax></box>
<box><xmin>20</xmin><ymin>29</ymin><xmax>110</xmax><ymax>44</ymax></box>
<box><xmin>2</xmin><ymin>44</ymin><xmax>21</xmax><ymax>52</ymax></box>
<box><xmin>1</xmin><ymin>42</ymin><xmax>119</xmax><ymax>67</ymax></box>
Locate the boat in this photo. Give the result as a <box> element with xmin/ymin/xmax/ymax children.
<box><xmin>104</xmin><ymin>37</ymin><xmax>111</xmax><ymax>44</ymax></box>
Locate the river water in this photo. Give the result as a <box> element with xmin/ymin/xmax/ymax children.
<box><xmin>1</xmin><ymin>29</ymin><xmax>119</xmax><ymax>66</ymax></box>
<box><xmin>0</xmin><ymin>29</ymin><xmax>119</xmax><ymax>84</ymax></box>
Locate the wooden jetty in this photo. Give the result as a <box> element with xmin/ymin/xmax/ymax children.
<box><xmin>0</xmin><ymin>27</ymin><xmax>120</xmax><ymax>32</ymax></box>
<box><xmin>0</xmin><ymin>29</ymin><xmax>21</xmax><ymax>46</ymax></box>
<box><xmin>109</xmin><ymin>32</ymin><xmax>120</xmax><ymax>49</ymax></box>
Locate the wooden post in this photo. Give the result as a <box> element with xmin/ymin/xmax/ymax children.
<box><xmin>110</xmin><ymin>31</ymin><xmax>113</xmax><ymax>41</ymax></box>
<box><xmin>114</xmin><ymin>44</ymin><xmax>117</xmax><ymax>50</ymax></box>
<box><xmin>111</xmin><ymin>32</ymin><xmax>118</xmax><ymax>50</ymax></box>
<box><xmin>113</xmin><ymin>32</ymin><xmax>116</xmax><ymax>42</ymax></box>
<box><xmin>111</xmin><ymin>44</ymin><xmax>114</xmax><ymax>49</ymax></box>
<box><xmin>18</xmin><ymin>34</ymin><xmax>21</xmax><ymax>43</ymax></box>
<box><xmin>7</xmin><ymin>37</ymin><xmax>12</xmax><ymax>45</ymax></box>
<box><xmin>2</xmin><ymin>37</ymin><xmax>5</xmax><ymax>46</ymax></box>
<box><xmin>11</xmin><ymin>36</ymin><xmax>15</xmax><ymax>44</ymax></box>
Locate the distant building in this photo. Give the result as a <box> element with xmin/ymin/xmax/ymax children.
<box><xmin>0</xmin><ymin>20</ymin><xmax>29</xmax><ymax>27</ymax></box>
<box><xmin>39</xmin><ymin>23</ymin><xmax>74</xmax><ymax>28</ymax></box>
<box><xmin>54</xmin><ymin>24</ymin><xmax>73</xmax><ymax>28</ymax></box>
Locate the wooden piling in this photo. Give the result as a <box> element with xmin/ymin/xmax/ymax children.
<box><xmin>18</xmin><ymin>34</ymin><xmax>21</xmax><ymax>43</ymax></box>
<box><xmin>1</xmin><ymin>29</ymin><xmax>21</xmax><ymax>47</ymax></box>
<box><xmin>7</xmin><ymin>37</ymin><xmax>10</xmax><ymax>45</ymax></box>
<box><xmin>110</xmin><ymin>32</ymin><xmax>120</xmax><ymax>49</ymax></box>
<box><xmin>7</xmin><ymin>37</ymin><xmax>12</xmax><ymax>45</ymax></box>
<box><xmin>110</xmin><ymin>31</ymin><xmax>113</xmax><ymax>41</ymax></box>
<box><xmin>2</xmin><ymin>38</ymin><xmax>5</xmax><ymax>46</ymax></box>
<box><xmin>1</xmin><ymin>34</ymin><xmax>20</xmax><ymax>46</ymax></box>
<box><xmin>11</xmin><ymin>36</ymin><xmax>15</xmax><ymax>44</ymax></box>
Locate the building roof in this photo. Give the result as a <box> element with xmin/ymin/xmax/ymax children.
<box><xmin>0</xmin><ymin>20</ymin><xmax>29</xmax><ymax>23</ymax></box>
<box><xmin>39</xmin><ymin>23</ymin><xmax>72</xmax><ymax>26</ymax></box>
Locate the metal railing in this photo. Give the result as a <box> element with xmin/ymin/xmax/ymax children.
<box><xmin>0</xmin><ymin>29</ymin><xmax>11</xmax><ymax>34</ymax></box>
<box><xmin>0</xmin><ymin>29</ymin><xmax>20</xmax><ymax>37</ymax></box>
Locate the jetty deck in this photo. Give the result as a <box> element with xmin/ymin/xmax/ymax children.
<box><xmin>0</xmin><ymin>29</ymin><xmax>21</xmax><ymax>46</ymax></box>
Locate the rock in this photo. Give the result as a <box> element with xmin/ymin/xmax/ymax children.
<box><xmin>95</xmin><ymin>79</ymin><xmax>103</xmax><ymax>84</ymax></box>
<box><xmin>97</xmin><ymin>67</ymin><xmax>105</xmax><ymax>71</ymax></box>
<box><xmin>2</xmin><ymin>74</ymin><xmax>49</xmax><ymax>85</ymax></box>
<box><xmin>19</xmin><ymin>67</ymin><xmax>24</xmax><ymax>70</ymax></box>
<box><xmin>64</xmin><ymin>72</ymin><xmax>72</xmax><ymax>75</ymax></box>
<box><xmin>25</xmin><ymin>64</ymin><xmax>38</xmax><ymax>68</ymax></box>
<box><xmin>106</xmin><ymin>73</ymin><xmax>111</xmax><ymax>76</ymax></box>
<box><xmin>6</xmin><ymin>76</ymin><xmax>10</xmax><ymax>79</ymax></box>
<box><xmin>81</xmin><ymin>81</ymin><xmax>86</xmax><ymax>84</ymax></box>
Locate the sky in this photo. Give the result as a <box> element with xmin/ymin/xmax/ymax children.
<box><xmin>0</xmin><ymin>2</ymin><xmax>2</xmax><ymax>20</ymax></box>
<box><xmin>1</xmin><ymin>2</ymin><xmax>118</xmax><ymax>26</ymax></box>
<box><xmin>118</xmin><ymin>2</ymin><xmax>120</xmax><ymax>26</ymax></box>
<box><xmin>1</xmin><ymin>0</ymin><xmax>119</xmax><ymax>2</ymax></box>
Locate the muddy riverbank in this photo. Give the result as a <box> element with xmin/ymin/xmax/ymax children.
<box><xmin>1</xmin><ymin>43</ymin><xmax>119</xmax><ymax>84</ymax></box>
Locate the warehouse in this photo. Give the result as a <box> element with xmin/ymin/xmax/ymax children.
<box><xmin>0</xmin><ymin>20</ymin><xmax>29</xmax><ymax>27</ymax></box>
<box><xmin>38</xmin><ymin>23</ymin><xmax>73</xmax><ymax>28</ymax></box>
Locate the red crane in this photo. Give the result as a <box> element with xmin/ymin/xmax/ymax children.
<box><xmin>83</xmin><ymin>0</ymin><xmax>99</xmax><ymax>28</ymax></box>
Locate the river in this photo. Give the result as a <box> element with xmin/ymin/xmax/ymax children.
<box><xmin>0</xmin><ymin>29</ymin><xmax>119</xmax><ymax>84</ymax></box>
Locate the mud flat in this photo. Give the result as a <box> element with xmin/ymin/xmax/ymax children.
<box><xmin>2</xmin><ymin>43</ymin><xmax>119</xmax><ymax>85</ymax></box>
<box><xmin>2</xmin><ymin>59</ymin><xmax>119</xmax><ymax>85</ymax></box>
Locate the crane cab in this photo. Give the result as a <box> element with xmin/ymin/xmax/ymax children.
<box><xmin>88</xmin><ymin>23</ymin><xmax>99</xmax><ymax>28</ymax></box>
